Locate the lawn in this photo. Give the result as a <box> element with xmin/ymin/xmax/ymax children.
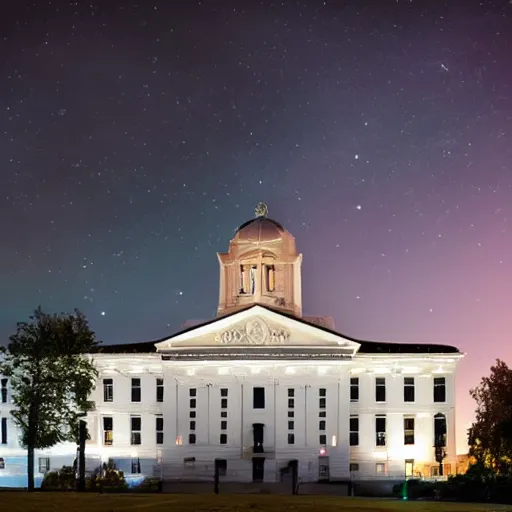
<box><xmin>1</xmin><ymin>493</ymin><xmax>512</xmax><ymax>512</ymax></box>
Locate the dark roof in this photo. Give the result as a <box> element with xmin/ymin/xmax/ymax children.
<box><xmin>236</xmin><ymin>216</ymin><xmax>285</xmax><ymax>233</ymax></box>
<box><xmin>91</xmin><ymin>304</ymin><xmax>461</xmax><ymax>355</ymax></box>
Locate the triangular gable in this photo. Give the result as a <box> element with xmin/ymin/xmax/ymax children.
<box><xmin>154</xmin><ymin>305</ymin><xmax>360</xmax><ymax>356</ymax></box>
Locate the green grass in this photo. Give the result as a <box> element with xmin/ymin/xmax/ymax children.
<box><xmin>1</xmin><ymin>493</ymin><xmax>512</xmax><ymax>512</ymax></box>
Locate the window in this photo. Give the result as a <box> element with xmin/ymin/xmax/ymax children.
<box><xmin>253</xmin><ymin>387</ymin><xmax>265</xmax><ymax>409</ymax></box>
<box><xmin>190</xmin><ymin>388</ymin><xmax>197</xmax><ymax>409</ymax></box>
<box><xmin>375</xmin><ymin>377</ymin><xmax>386</xmax><ymax>402</ymax></box>
<box><xmin>375</xmin><ymin>416</ymin><xmax>386</xmax><ymax>446</ymax></box>
<box><xmin>319</xmin><ymin>461</ymin><xmax>329</xmax><ymax>479</ymax></box>
<box><xmin>349</xmin><ymin>416</ymin><xmax>359</xmax><ymax>446</ymax></box>
<box><xmin>434</xmin><ymin>377</ymin><xmax>446</xmax><ymax>402</ymax></box>
<box><xmin>188</xmin><ymin>433</ymin><xmax>196</xmax><ymax>444</ymax></box>
<box><xmin>190</xmin><ymin>398</ymin><xmax>196</xmax><ymax>408</ymax></box>
<box><xmin>1</xmin><ymin>378</ymin><xmax>7</xmax><ymax>403</ymax></box>
<box><xmin>190</xmin><ymin>421</ymin><xmax>196</xmax><ymax>431</ymax></box>
<box><xmin>288</xmin><ymin>421</ymin><xmax>294</xmax><ymax>430</ymax></box>
<box><xmin>319</xmin><ymin>434</ymin><xmax>327</xmax><ymax>445</ymax></box>
<box><xmin>404</xmin><ymin>417</ymin><xmax>415</xmax><ymax>445</ymax></box>
<box><xmin>184</xmin><ymin>457</ymin><xmax>195</xmax><ymax>468</ymax></box>
<box><xmin>250</xmin><ymin>265</ymin><xmax>257</xmax><ymax>294</ymax></box>
<box><xmin>319</xmin><ymin>420</ymin><xmax>326</xmax><ymax>431</ymax></box>
<box><xmin>1</xmin><ymin>417</ymin><xmax>7</xmax><ymax>444</ymax></box>
<box><xmin>319</xmin><ymin>410</ymin><xmax>326</xmax><ymax>418</ymax></box>
<box><xmin>265</xmin><ymin>264</ymin><xmax>275</xmax><ymax>292</ymax></box>
<box><xmin>221</xmin><ymin>388</ymin><xmax>228</xmax><ymax>397</ymax></box>
<box><xmin>220</xmin><ymin>433</ymin><xmax>227</xmax><ymax>444</ymax></box>
<box><xmin>221</xmin><ymin>411</ymin><xmax>227</xmax><ymax>418</ymax></box>
<box><xmin>131</xmin><ymin>458</ymin><xmax>141</xmax><ymax>474</ymax></box>
<box><xmin>221</xmin><ymin>398</ymin><xmax>228</xmax><ymax>409</ymax></box>
<box><xmin>288</xmin><ymin>398</ymin><xmax>295</xmax><ymax>408</ymax></box>
<box><xmin>434</xmin><ymin>413</ymin><xmax>447</xmax><ymax>447</ymax></box>
<box><xmin>288</xmin><ymin>433</ymin><xmax>295</xmax><ymax>444</ymax></box>
<box><xmin>215</xmin><ymin>459</ymin><xmax>227</xmax><ymax>476</ymax></box>
<box><xmin>103</xmin><ymin>417</ymin><xmax>113</xmax><ymax>445</ymax></box>
<box><xmin>103</xmin><ymin>378</ymin><xmax>113</xmax><ymax>402</ymax></box>
<box><xmin>239</xmin><ymin>265</ymin><xmax>246</xmax><ymax>294</ymax></box>
<box><xmin>319</xmin><ymin>388</ymin><xmax>326</xmax><ymax>409</ymax></box>
<box><xmin>375</xmin><ymin>462</ymin><xmax>386</xmax><ymax>475</ymax></box>
<box><xmin>131</xmin><ymin>378</ymin><xmax>141</xmax><ymax>402</ymax></box>
<box><xmin>349</xmin><ymin>463</ymin><xmax>359</xmax><ymax>472</ymax></box>
<box><xmin>404</xmin><ymin>377</ymin><xmax>415</xmax><ymax>402</ymax></box>
<box><xmin>288</xmin><ymin>411</ymin><xmax>294</xmax><ymax>418</ymax></box>
<box><xmin>38</xmin><ymin>457</ymin><xmax>50</xmax><ymax>474</ymax></box>
<box><xmin>131</xmin><ymin>416</ymin><xmax>141</xmax><ymax>445</ymax></box>
<box><xmin>288</xmin><ymin>388</ymin><xmax>294</xmax><ymax>397</ymax></box>
<box><xmin>221</xmin><ymin>421</ymin><xmax>227</xmax><ymax>430</ymax></box>
<box><xmin>156</xmin><ymin>417</ymin><xmax>164</xmax><ymax>444</ymax></box>
<box><xmin>190</xmin><ymin>388</ymin><xmax>197</xmax><ymax>397</ymax></box>
<box><xmin>350</xmin><ymin>377</ymin><xmax>359</xmax><ymax>402</ymax></box>
<box><xmin>190</xmin><ymin>410</ymin><xmax>196</xmax><ymax>418</ymax></box>
<box><xmin>0</xmin><ymin>458</ymin><xmax>4</xmax><ymax>469</ymax></box>
<box><xmin>156</xmin><ymin>378</ymin><xmax>164</xmax><ymax>402</ymax></box>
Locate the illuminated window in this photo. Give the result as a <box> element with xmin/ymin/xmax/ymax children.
<box><xmin>266</xmin><ymin>265</ymin><xmax>275</xmax><ymax>292</ymax></box>
<box><xmin>176</xmin><ymin>436</ymin><xmax>183</xmax><ymax>445</ymax></box>
<box><xmin>404</xmin><ymin>417</ymin><xmax>415</xmax><ymax>445</ymax></box>
<box><xmin>103</xmin><ymin>417</ymin><xmax>113</xmax><ymax>446</ymax></box>
<box><xmin>376</xmin><ymin>462</ymin><xmax>386</xmax><ymax>475</ymax></box>
<box><xmin>131</xmin><ymin>416</ymin><xmax>142</xmax><ymax>445</ymax></box>
<box><xmin>375</xmin><ymin>415</ymin><xmax>386</xmax><ymax>446</ymax></box>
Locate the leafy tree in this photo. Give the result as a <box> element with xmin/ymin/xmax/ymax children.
<box><xmin>468</xmin><ymin>359</ymin><xmax>512</xmax><ymax>474</ymax></box>
<box><xmin>0</xmin><ymin>307</ymin><xmax>99</xmax><ymax>491</ymax></box>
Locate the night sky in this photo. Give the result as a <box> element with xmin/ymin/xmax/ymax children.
<box><xmin>1</xmin><ymin>1</ymin><xmax>511</xmax><ymax>453</ymax></box>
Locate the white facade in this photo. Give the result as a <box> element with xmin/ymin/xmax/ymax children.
<box><xmin>0</xmin><ymin>206</ymin><xmax>463</xmax><ymax>486</ymax></box>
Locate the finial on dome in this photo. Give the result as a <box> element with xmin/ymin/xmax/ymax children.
<box><xmin>254</xmin><ymin>201</ymin><xmax>268</xmax><ymax>218</ymax></box>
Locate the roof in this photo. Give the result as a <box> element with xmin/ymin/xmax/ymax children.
<box><xmin>233</xmin><ymin>216</ymin><xmax>288</xmax><ymax>244</ymax></box>
<box><xmin>91</xmin><ymin>304</ymin><xmax>460</xmax><ymax>355</ymax></box>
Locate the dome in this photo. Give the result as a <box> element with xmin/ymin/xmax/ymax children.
<box><xmin>232</xmin><ymin>202</ymin><xmax>292</xmax><ymax>245</ymax></box>
<box><xmin>234</xmin><ymin>216</ymin><xmax>286</xmax><ymax>243</ymax></box>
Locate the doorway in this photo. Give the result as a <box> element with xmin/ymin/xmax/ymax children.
<box><xmin>318</xmin><ymin>457</ymin><xmax>329</xmax><ymax>481</ymax></box>
<box><xmin>252</xmin><ymin>457</ymin><xmax>265</xmax><ymax>482</ymax></box>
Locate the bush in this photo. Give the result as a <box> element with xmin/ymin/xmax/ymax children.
<box><xmin>41</xmin><ymin>465</ymin><xmax>76</xmax><ymax>490</ymax></box>
<box><xmin>86</xmin><ymin>460</ymin><xmax>128</xmax><ymax>491</ymax></box>
<box><xmin>392</xmin><ymin>479</ymin><xmax>437</xmax><ymax>500</ymax></box>
<box><xmin>134</xmin><ymin>477</ymin><xmax>162</xmax><ymax>492</ymax></box>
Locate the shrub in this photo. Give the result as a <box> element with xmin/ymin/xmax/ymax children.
<box><xmin>41</xmin><ymin>465</ymin><xmax>76</xmax><ymax>490</ymax></box>
<box><xmin>135</xmin><ymin>477</ymin><xmax>162</xmax><ymax>492</ymax></box>
<box><xmin>86</xmin><ymin>460</ymin><xmax>127</xmax><ymax>491</ymax></box>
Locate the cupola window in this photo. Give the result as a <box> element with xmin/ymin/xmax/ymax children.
<box><xmin>266</xmin><ymin>265</ymin><xmax>275</xmax><ymax>292</ymax></box>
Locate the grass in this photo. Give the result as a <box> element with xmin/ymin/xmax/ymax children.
<box><xmin>1</xmin><ymin>493</ymin><xmax>512</xmax><ymax>512</ymax></box>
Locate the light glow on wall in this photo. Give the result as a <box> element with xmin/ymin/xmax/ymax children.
<box><xmin>331</xmin><ymin>435</ymin><xmax>337</xmax><ymax>447</ymax></box>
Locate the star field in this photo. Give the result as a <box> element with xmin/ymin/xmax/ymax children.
<box><xmin>1</xmin><ymin>0</ymin><xmax>512</xmax><ymax>453</ymax></box>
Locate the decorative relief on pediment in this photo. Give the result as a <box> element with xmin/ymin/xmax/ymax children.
<box><xmin>215</xmin><ymin>317</ymin><xmax>290</xmax><ymax>345</ymax></box>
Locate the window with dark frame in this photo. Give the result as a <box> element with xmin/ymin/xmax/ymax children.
<box><xmin>253</xmin><ymin>387</ymin><xmax>265</xmax><ymax>408</ymax></box>
<box><xmin>131</xmin><ymin>416</ymin><xmax>141</xmax><ymax>445</ymax></box>
<box><xmin>156</xmin><ymin>378</ymin><xmax>164</xmax><ymax>402</ymax></box>
<box><xmin>190</xmin><ymin>421</ymin><xmax>196</xmax><ymax>431</ymax></box>
<box><xmin>103</xmin><ymin>378</ymin><xmax>113</xmax><ymax>402</ymax></box>
<box><xmin>319</xmin><ymin>388</ymin><xmax>326</xmax><ymax>409</ymax></box>
<box><xmin>404</xmin><ymin>417</ymin><xmax>415</xmax><ymax>445</ymax></box>
<box><xmin>1</xmin><ymin>417</ymin><xmax>7</xmax><ymax>445</ymax></box>
<box><xmin>220</xmin><ymin>433</ymin><xmax>227</xmax><ymax>444</ymax></box>
<box><xmin>288</xmin><ymin>411</ymin><xmax>294</xmax><ymax>418</ymax></box>
<box><xmin>221</xmin><ymin>388</ymin><xmax>228</xmax><ymax>397</ymax></box>
<box><xmin>288</xmin><ymin>433</ymin><xmax>295</xmax><ymax>444</ymax></box>
<box><xmin>103</xmin><ymin>417</ymin><xmax>113</xmax><ymax>445</ymax></box>
<box><xmin>190</xmin><ymin>410</ymin><xmax>196</xmax><ymax>418</ymax></box>
<box><xmin>131</xmin><ymin>378</ymin><xmax>141</xmax><ymax>402</ymax></box>
<box><xmin>38</xmin><ymin>457</ymin><xmax>50</xmax><ymax>474</ymax></box>
<box><xmin>375</xmin><ymin>377</ymin><xmax>386</xmax><ymax>402</ymax></box>
<box><xmin>189</xmin><ymin>433</ymin><xmax>196</xmax><ymax>444</ymax></box>
<box><xmin>319</xmin><ymin>434</ymin><xmax>327</xmax><ymax>445</ymax></box>
<box><xmin>221</xmin><ymin>420</ymin><xmax>227</xmax><ymax>430</ymax></box>
<box><xmin>221</xmin><ymin>411</ymin><xmax>227</xmax><ymax>418</ymax></box>
<box><xmin>404</xmin><ymin>377</ymin><xmax>415</xmax><ymax>402</ymax></box>
<box><xmin>434</xmin><ymin>377</ymin><xmax>446</xmax><ymax>402</ymax></box>
<box><xmin>156</xmin><ymin>416</ymin><xmax>164</xmax><ymax>445</ymax></box>
<box><xmin>319</xmin><ymin>420</ymin><xmax>326</xmax><ymax>431</ymax></box>
<box><xmin>288</xmin><ymin>421</ymin><xmax>294</xmax><ymax>430</ymax></box>
<box><xmin>349</xmin><ymin>416</ymin><xmax>359</xmax><ymax>446</ymax></box>
<box><xmin>1</xmin><ymin>378</ymin><xmax>8</xmax><ymax>403</ymax></box>
<box><xmin>434</xmin><ymin>413</ymin><xmax>447</xmax><ymax>447</ymax></box>
<box><xmin>131</xmin><ymin>458</ymin><xmax>141</xmax><ymax>474</ymax></box>
<box><xmin>375</xmin><ymin>416</ymin><xmax>386</xmax><ymax>446</ymax></box>
<box><xmin>221</xmin><ymin>398</ymin><xmax>228</xmax><ymax>408</ymax></box>
<box><xmin>350</xmin><ymin>377</ymin><xmax>359</xmax><ymax>402</ymax></box>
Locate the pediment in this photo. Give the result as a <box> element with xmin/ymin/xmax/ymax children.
<box><xmin>154</xmin><ymin>305</ymin><xmax>360</xmax><ymax>356</ymax></box>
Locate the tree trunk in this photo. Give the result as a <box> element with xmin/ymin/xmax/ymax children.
<box><xmin>27</xmin><ymin>444</ymin><xmax>35</xmax><ymax>491</ymax></box>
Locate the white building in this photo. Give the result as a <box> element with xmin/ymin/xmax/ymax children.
<box><xmin>0</xmin><ymin>204</ymin><xmax>463</xmax><ymax>488</ymax></box>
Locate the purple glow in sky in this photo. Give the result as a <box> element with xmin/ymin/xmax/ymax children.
<box><xmin>1</xmin><ymin>1</ymin><xmax>511</xmax><ymax>453</ymax></box>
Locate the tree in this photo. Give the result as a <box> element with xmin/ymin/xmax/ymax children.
<box><xmin>0</xmin><ymin>307</ymin><xmax>99</xmax><ymax>491</ymax></box>
<box><xmin>468</xmin><ymin>359</ymin><xmax>512</xmax><ymax>474</ymax></box>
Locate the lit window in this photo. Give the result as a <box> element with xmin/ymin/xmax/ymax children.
<box><xmin>103</xmin><ymin>417</ymin><xmax>113</xmax><ymax>446</ymax></box>
<box><xmin>404</xmin><ymin>417</ymin><xmax>415</xmax><ymax>445</ymax></box>
<box><xmin>375</xmin><ymin>416</ymin><xmax>386</xmax><ymax>446</ymax></box>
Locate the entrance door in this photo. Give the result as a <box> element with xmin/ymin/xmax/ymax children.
<box><xmin>405</xmin><ymin>459</ymin><xmax>414</xmax><ymax>478</ymax></box>
<box><xmin>252</xmin><ymin>457</ymin><xmax>265</xmax><ymax>483</ymax></box>
<box><xmin>318</xmin><ymin>457</ymin><xmax>329</xmax><ymax>481</ymax></box>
